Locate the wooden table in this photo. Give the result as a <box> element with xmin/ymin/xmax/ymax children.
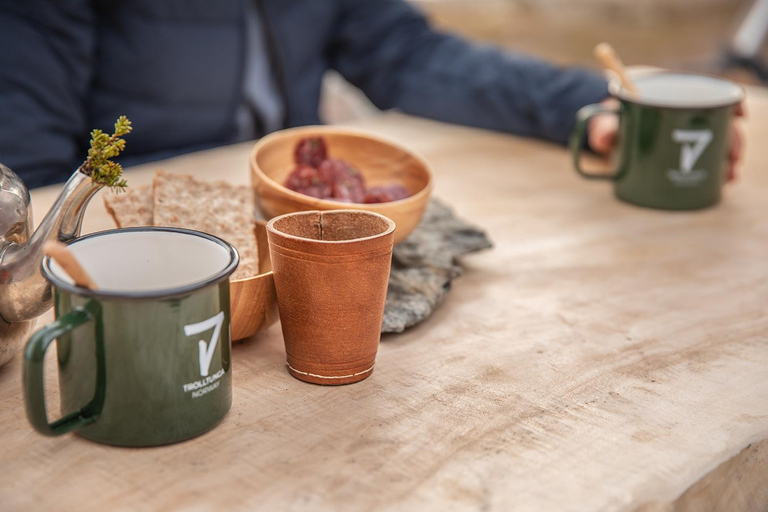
<box><xmin>2</xmin><ymin>93</ymin><xmax>768</xmax><ymax>511</ymax></box>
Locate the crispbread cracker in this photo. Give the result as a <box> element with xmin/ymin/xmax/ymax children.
<box><xmin>152</xmin><ymin>171</ymin><xmax>258</xmax><ymax>280</ymax></box>
<box><xmin>103</xmin><ymin>185</ymin><xmax>154</xmax><ymax>227</ymax></box>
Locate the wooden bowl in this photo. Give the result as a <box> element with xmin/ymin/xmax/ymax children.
<box><xmin>250</xmin><ymin>126</ymin><xmax>433</xmax><ymax>244</ymax></box>
<box><xmin>230</xmin><ymin>220</ymin><xmax>279</xmax><ymax>341</ymax></box>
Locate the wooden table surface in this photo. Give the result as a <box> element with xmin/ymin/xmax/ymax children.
<box><xmin>2</xmin><ymin>91</ymin><xmax>768</xmax><ymax>511</ymax></box>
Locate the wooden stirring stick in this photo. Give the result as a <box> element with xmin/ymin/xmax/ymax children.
<box><xmin>43</xmin><ymin>241</ymin><xmax>97</xmax><ymax>289</ymax></box>
<box><xmin>594</xmin><ymin>42</ymin><xmax>638</xmax><ymax>95</ymax></box>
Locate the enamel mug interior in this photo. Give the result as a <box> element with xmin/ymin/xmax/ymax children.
<box><xmin>45</xmin><ymin>228</ymin><xmax>238</xmax><ymax>296</ymax></box>
<box><xmin>610</xmin><ymin>71</ymin><xmax>745</xmax><ymax>109</ymax></box>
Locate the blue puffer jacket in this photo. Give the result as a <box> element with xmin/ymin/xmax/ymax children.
<box><xmin>0</xmin><ymin>0</ymin><xmax>608</xmax><ymax>188</ymax></box>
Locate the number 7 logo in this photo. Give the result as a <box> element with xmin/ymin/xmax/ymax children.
<box><xmin>672</xmin><ymin>129</ymin><xmax>713</xmax><ymax>174</ymax></box>
<box><xmin>184</xmin><ymin>311</ymin><xmax>225</xmax><ymax>377</ymax></box>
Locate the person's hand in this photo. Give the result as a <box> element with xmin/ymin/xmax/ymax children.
<box><xmin>727</xmin><ymin>102</ymin><xmax>745</xmax><ymax>181</ymax></box>
<box><xmin>587</xmin><ymin>98</ymin><xmax>620</xmax><ymax>157</ymax></box>
<box><xmin>587</xmin><ymin>99</ymin><xmax>745</xmax><ymax>182</ymax></box>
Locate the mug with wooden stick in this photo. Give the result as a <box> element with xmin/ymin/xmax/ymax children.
<box><xmin>25</xmin><ymin>227</ymin><xmax>240</xmax><ymax>446</ymax></box>
<box><xmin>570</xmin><ymin>43</ymin><xmax>744</xmax><ymax>210</ymax></box>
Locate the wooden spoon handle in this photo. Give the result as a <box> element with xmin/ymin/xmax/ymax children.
<box><xmin>43</xmin><ymin>241</ymin><xmax>97</xmax><ymax>290</ymax></box>
<box><xmin>594</xmin><ymin>42</ymin><xmax>638</xmax><ymax>95</ymax></box>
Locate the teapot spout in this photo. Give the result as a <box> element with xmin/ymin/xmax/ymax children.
<box><xmin>0</xmin><ymin>171</ymin><xmax>102</xmax><ymax>323</ymax></box>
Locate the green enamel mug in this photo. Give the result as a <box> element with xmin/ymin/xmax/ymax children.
<box><xmin>571</xmin><ymin>71</ymin><xmax>744</xmax><ymax>210</ymax></box>
<box><xmin>23</xmin><ymin>227</ymin><xmax>238</xmax><ymax>447</ymax></box>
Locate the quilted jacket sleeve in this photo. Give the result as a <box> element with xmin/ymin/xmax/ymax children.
<box><xmin>329</xmin><ymin>0</ymin><xmax>608</xmax><ymax>145</ymax></box>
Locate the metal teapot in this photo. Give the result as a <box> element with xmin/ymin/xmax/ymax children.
<box><xmin>0</xmin><ymin>163</ymin><xmax>102</xmax><ymax>367</ymax></box>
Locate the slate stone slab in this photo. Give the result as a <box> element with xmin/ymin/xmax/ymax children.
<box><xmin>383</xmin><ymin>199</ymin><xmax>493</xmax><ymax>333</ymax></box>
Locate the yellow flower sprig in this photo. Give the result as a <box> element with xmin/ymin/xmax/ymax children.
<box><xmin>80</xmin><ymin>116</ymin><xmax>133</xmax><ymax>192</ymax></box>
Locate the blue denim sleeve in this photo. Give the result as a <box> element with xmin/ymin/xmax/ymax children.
<box><xmin>0</xmin><ymin>1</ymin><xmax>95</xmax><ymax>188</ymax></box>
<box><xmin>329</xmin><ymin>0</ymin><xmax>609</xmax><ymax>145</ymax></box>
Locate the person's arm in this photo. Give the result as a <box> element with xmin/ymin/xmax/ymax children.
<box><xmin>329</xmin><ymin>0</ymin><xmax>608</xmax><ymax>145</ymax></box>
<box><xmin>0</xmin><ymin>0</ymin><xmax>95</xmax><ymax>188</ymax></box>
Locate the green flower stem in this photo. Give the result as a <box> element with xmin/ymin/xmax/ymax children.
<box><xmin>79</xmin><ymin>116</ymin><xmax>133</xmax><ymax>192</ymax></box>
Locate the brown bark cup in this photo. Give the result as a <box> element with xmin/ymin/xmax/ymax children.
<box><xmin>267</xmin><ymin>210</ymin><xmax>395</xmax><ymax>385</ymax></box>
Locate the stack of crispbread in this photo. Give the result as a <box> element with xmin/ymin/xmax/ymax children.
<box><xmin>103</xmin><ymin>184</ymin><xmax>154</xmax><ymax>228</ymax></box>
<box><xmin>104</xmin><ymin>171</ymin><xmax>258</xmax><ymax>280</ymax></box>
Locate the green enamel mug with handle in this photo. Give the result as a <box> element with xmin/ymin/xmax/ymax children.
<box><xmin>24</xmin><ymin>227</ymin><xmax>238</xmax><ymax>447</ymax></box>
<box><xmin>571</xmin><ymin>71</ymin><xmax>744</xmax><ymax>210</ymax></box>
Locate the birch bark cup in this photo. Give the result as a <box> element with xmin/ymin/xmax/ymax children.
<box><xmin>267</xmin><ymin>210</ymin><xmax>395</xmax><ymax>385</ymax></box>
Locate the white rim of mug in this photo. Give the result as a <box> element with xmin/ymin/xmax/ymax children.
<box><xmin>42</xmin><ymin>227</ymin><xmax>240</xmax><ymax>300</ymax></box>
<box><xmin>609</xmin><ymin>70</ymin><xmax>745</xmax><ymax>110</ymax></box>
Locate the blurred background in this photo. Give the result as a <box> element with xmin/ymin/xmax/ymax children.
<box><xmin>321</xmin><ymin>0</ymin><xmax>766</xmax><ymax>123</ymax></box>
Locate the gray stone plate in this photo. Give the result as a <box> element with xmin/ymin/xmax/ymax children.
<box><xmin>383</xmin><ymin>199</ymin><xmax>492</xmax><ymax>333</ymax></box>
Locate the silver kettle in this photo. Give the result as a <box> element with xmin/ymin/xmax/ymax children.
<box><xmin>0</xmin><ymin>163</ymin><xmax>102</xmax><ymax>367</ymax></box>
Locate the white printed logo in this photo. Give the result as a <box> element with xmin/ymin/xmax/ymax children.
<box><xmin>181</xmin><ymin>311</ymin><xmax>226</xmax><ymax>399</ymax></box>
<box><xmin>673</xmin><ymin>130</ymin><xmax>712</xmax><ymax>173</ymax></box>
<box><xmin>184</xmin><ymin>311</ymin><xmax>224</xmax><ymax>377</ymax></box>
<box><xmin>666</xmin><ymin>129</ymin><xmax>713</xmax><ymax>186</ymax></box>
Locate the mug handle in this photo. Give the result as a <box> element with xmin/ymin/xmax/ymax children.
<box><xmin>23</xmin><ymin>301</ymin><xmax>104</xmax><ymax>436</ymax></box>
<box><xmin>570</xmin><ymin>103</ymin><xmax>621</xmax><ymax>180</ymax></box>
